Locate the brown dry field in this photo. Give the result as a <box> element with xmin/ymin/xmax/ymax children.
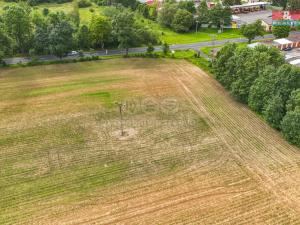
<box><xmin>0</xmin><ymin>58</ymin><xmax>300</xmax><ymax>224</ymax></box>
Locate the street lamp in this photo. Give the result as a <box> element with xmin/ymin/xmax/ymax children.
<box><xmin>195</xmin><ymin>20</ymin><xmax>199</xmax><ymax>33</ymax></box>
<box><xmin>210</xmin><ymin>34</ymin><xmax>216</xmax><ymax>46</ymax></box>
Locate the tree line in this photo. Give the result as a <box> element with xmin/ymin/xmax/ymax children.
<box><xmin>272</xmin><ymin>0</ymin><xmax>300</xmax><ymax>10</ymax></box>
<box><xmin>212</xmin><ymin>43</ymin><xmax>300</xmax><ymax>147</ymax></box>
<box><xmin>5</xmin><ymin>0</ymin><xmax>72</xmax><ymax>5</ymax></box>
<box><xmin>157</xmin><ymin>0</ymin><xmax>232</xmax><ymax>33</ymax></box>
<box><xmin>93</xmin><ymin>0</ymin><xmax>139</xmax><ymax>9</ymax></box>
<box><xmin>0</xmin><ymin>2</ymin><xmax>158</xmax><ymax>62</ymax></box>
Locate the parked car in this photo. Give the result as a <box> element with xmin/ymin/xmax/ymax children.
<box><xmin>283</xmin><ymin>47</ymin><xmax>292</xmax><ymax>51</ymax></box>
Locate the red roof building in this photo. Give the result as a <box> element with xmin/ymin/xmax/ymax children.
<box><xmin>272</xmin><ymin>10</ymin><xmax>300</xmax><ymax>20</ymax></box>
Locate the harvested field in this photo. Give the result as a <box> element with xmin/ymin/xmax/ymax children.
<box><xmin>0</xmin><ymin>58</ymin><xmax>300</xmax><ymax>224</ymax></box>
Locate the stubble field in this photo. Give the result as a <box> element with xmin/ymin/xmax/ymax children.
<box><xmin>0</xmin><ymin>58</ymin><xmax>300</xmax><ymax>224</ymax></box>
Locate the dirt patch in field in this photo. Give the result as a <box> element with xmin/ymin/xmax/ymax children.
<box><xmin>112</xmin><ymin>128</ymin><xmax>138</xmax><ymax>140</ymax></box>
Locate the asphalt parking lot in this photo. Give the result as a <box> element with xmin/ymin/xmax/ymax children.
<box><xmin>284</xmin><ymin>48</ymin><xmax>300</xmax><ymax>67</ymax></box>
<box><xmin>236</xmin><ymin>10</ymin><xmax>272</xmax><ymax>25</ymax></box>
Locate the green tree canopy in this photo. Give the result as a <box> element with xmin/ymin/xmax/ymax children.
<box><xmin>223</xmin><ymin>0</ymin><xmax>241</xmax><ymax>6</ymax></box>
<box><xmin>272</xmin><ymin>25</ymin><xmax>291</xmax><ymax>39</ymax></box>
<box><xmin>158</xmin><ymin>2</ymin><xmax>178</xmax><ymax>27</ymax></box>
<box><xmin>229</xmin><ymin>47</ymin><xmax>256</xmax><ymax>103</ymax></box>
<box><xmin>248</xmin><ymin>66</ymin><xmax>277</xmax><ymax>113</ymax></box>
<box><xmin>212</xmin><ymin>43</ymin><xmax>237</xmax><ymax>89</ymax></box>
<box><xmin>2</xmin><ymin>4</ymin><xmax>33</xmax><ymax>53</ymax></box>
<box><xmin>48</xmin><ymin>14</ymin><xmax>74</xmax><ymax>58</ymax></box>
<box><xmin>178</xmin><ymin>0</ymin><xmax>196</xmax><ymax>14</ymax></box>
<box><xmin>76</xmin><ymin>25</ymin><xmax>90</xmax><ymax>50</ymax></box>
<box><xmin>112</xmin><ymin>10</ymin><xmax>137</xmax><ymax>55</ymax></box>
<box><xmin>282</xmin><ymin>110</ymin><xmax>300</xmax><ymax>146</ymax></box>
<box><xmin>114</xmin><ymin>0</ymin><xmax>139</xmax><ymax>9</ymax></box>
<box><xmin>214</xmin><ymin>44</ymin><xmax>285</xmax><ymax>104</ymax></box>
<box><xmin>282</xmin><ymin>89</ymin><xmax>300</xmax><ymax>146</ymax></box>
<box><xmin>209</xmin><ymin>4</ymin><xmax>232</xmax><ymax>28</ymax></box>
<box><xmin>171</xmin><ymin>9</ymin><xmax>194</xmax><ymax>33</ymax></box>
<box><xmin>248</xmin><ymin>64</ymin><xmax>299</xmax><ymax>131</ymax></box>
<box><xmin>0</xmin><ymin>25</ymin><xmax>14</xmax><ymax>56</ymax></box>
<box><xmin>272</xmin><ymin>0</ymin><xmax>288</xmax><ymax>9</ymax></box>
<box><xmin>197</xmin><ymin>0</ymin><xmax>210</xmax><ymax>25</ymax></box>
<box><xmin>241</xmin><ymin>20</ymin><xmax>264</xmax><ymax>43</ymax></box>
<box><xmin>32</xmin><ymin>14</ymin><xmax>49</xmax><ymax>54</ymax></box>
<box><xmin>263</xmin><ymin>94</ymin><xmax>286</xmax><ymax>129</ymax></box>
<box><xmin>0</xmin><ymin>25</ymin><xmax>13</xmax><ymax>63</ymax></box>
<box><xmin>89</xmin><ymin>15</ymin><xmax>112</xmax><ymax>49</ymax></box>
<box><xmin>286</xmin><ymin>89</ymin><xmax>300</xmax><ymax>112</ymax></box>
<box><xmin>213</xmin><ymin>37</ymin><xmax>299</xmax><ymax>145</ymax></box>
<box><xmin>288</xmin><ymin>0</ymin><xmax>300</xmax><ymax>10</ymax></box>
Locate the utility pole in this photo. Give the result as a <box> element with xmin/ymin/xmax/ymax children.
<box><xmin>115</xmin><ymin>102</ymin><xmax>126</xmax><ymax>136</ymax></box>
<box><xmin>220</xmin><ymin>18</ymin><xmax>224</xmax><ymax>33</ymax></box>
<box><xmin>195</xmin><ymin>20</ymin><xmax>199</xmax><ymax>33</ymax></box>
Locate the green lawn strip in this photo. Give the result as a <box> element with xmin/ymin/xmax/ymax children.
<box><xmin>26</xmin><ymin>77</ymin><xmax>127</xmax><ymax>97</ymax></box>
<box><xmin>81</xmin><ymin>89</ymin><xmax>127</xmax><ymax>108</ymax></box>
<box><xmin>161</xmin><ymin>28</ymin><xmax>242</xmax><ymax>45</ymax></box>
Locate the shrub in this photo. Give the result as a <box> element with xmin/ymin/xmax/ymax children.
<box><xmin>78</xmin><ymin>0</ymin><xmax>92</xmax><ymax>8</ymax></box>
<box><xmin>42</xmin><ymin>8</ymin><xmax>49</xmax><ymax>16</ymax></box>
<box><xmin>171</xmin><ymin>9</ymin><xmax>193</xmax><ymax>33</ymax></box>
<box><xmin>146</xmin><ymin>43</ymin><xmax>155</xmax><ymax>55</ymax></box>
<box><xmin>162</xmin><ymin>42</ymin><xmax>170</xmax><ymax>55</ymax></box>
<box><xmin>273</xmin><ymin>25</ymin><xmax>291</xmax><ymax>38</ymax></box>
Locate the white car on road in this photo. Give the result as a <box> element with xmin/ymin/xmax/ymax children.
<box><xmin>67</xmin><ymin>51</ymin><xmax>79</xmax><ymax>56</ymax></box>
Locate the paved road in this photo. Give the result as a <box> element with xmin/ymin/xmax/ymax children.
<box><xmin>2</xmin><ymin>34</ymin><xmax>275</xmax><ymax>65</ymax></box>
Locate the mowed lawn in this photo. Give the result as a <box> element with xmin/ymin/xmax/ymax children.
<box><xmin>1</xmin><ymin>59</ymin><xmax>300</xmax><ymax>224</ymax></box>
<box><xmin>159</xmin><ymin>27</ymin><xmax>242</xmax><ymax>44</ymax></box>
<box><xmin>139</xmin><ymin>17</ymin><xmax>243</xmax><ymax>44</ymax></box>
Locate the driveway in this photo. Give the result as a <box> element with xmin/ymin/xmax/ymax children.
<box><xmin>284</xmin><ymin>48</ymin><xmax>300</xmax><ymax>67</ymax></box>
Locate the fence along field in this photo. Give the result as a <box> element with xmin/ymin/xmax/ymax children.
<box><xmin>0</xmin><ymin>58</ymin><xmax>299</xmax><ymax>224</ymax></box>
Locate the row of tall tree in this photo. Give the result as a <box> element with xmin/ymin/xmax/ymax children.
<box><xmin>212</xmin><ymin>43</ymin><xmax>300</xmax><ymax>146</ymax></box>
<box><xmin>158</xmin><ymin>1</ymin><xmax>232</xmax><ymax>33</ymax></box>
<box><xmin>5</xmin><ymin>0</ymin><xmax>140</xmax><ymax>8</ymax></box>
<box><xmin>272</xmin><ymin>0</ymin><xmax>300</xmax><ymax>10</ymax></box>
<box><xmin>5</xmin><ymin>0</ymin><xmax>72</xmax><ymax>5</ymax></box>
<box><xmin>0</xmin><ymin>3</ymin><xmax>157</xmax><ymax>61</ymax></box>
<box><xmin>92</xmin><ymin>0</ymin><xmax>139</xmax><ymax>9</ymax></box>
<box><xmin>239</xmin><ymin>20</ymin><xmax>295</xmax><ymax>44</ymax></box>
